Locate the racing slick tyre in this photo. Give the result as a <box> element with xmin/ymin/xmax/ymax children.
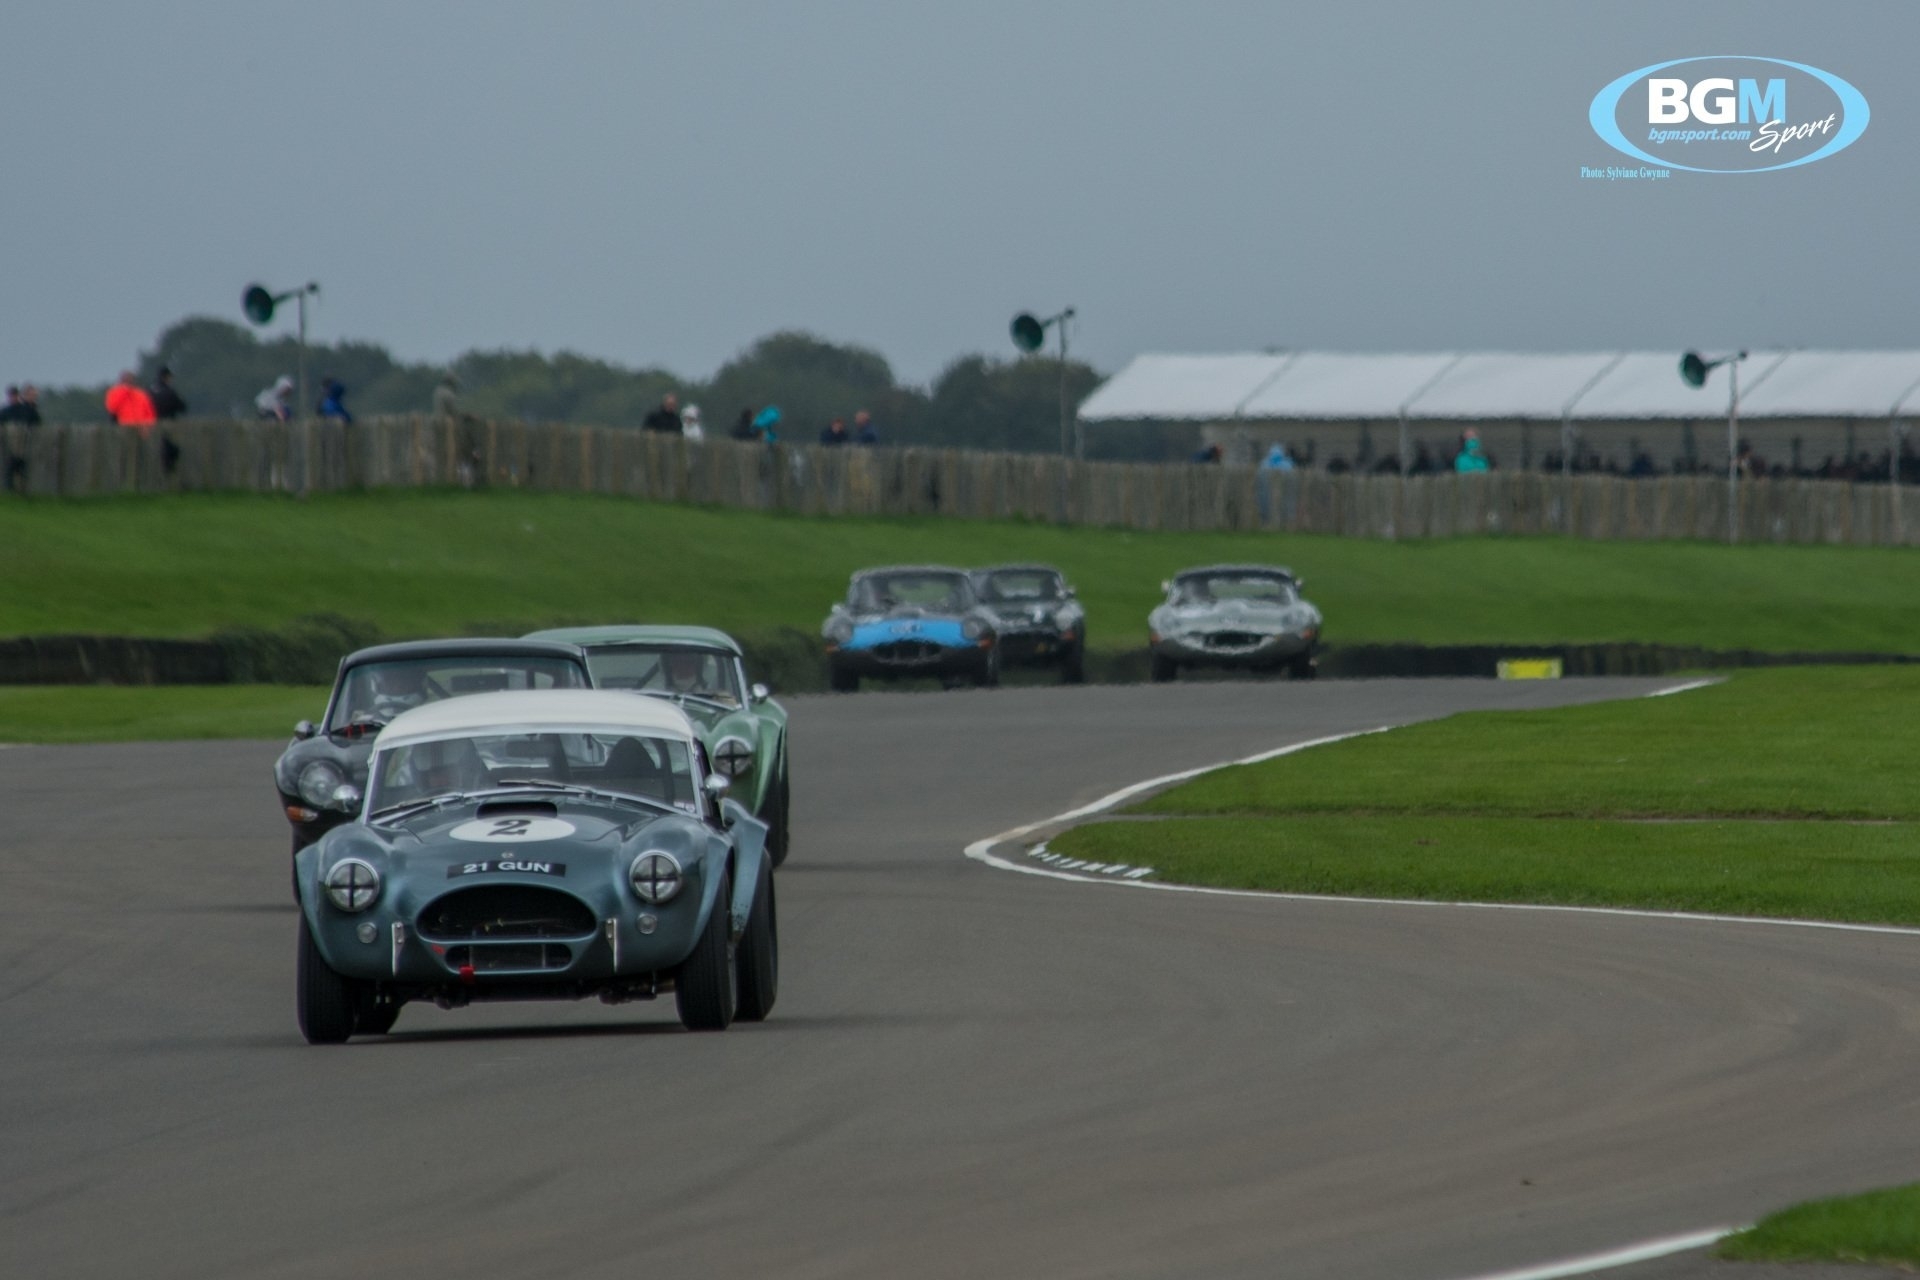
<box><xmin>1060</xmin><ymin>644</ymin><xmax>1086</xmax><ymax>685</ymax></box>
<box><xmin>735</xmin><ymin>858</ymin><xmax>779</xmax><ymax>1022</ymax></box>
<box><xmin>1149</xmin><ymin>653</ymin><xmax>1179</xmax><ymax>683</ymax></box>
<box><xmin>1289</xmin><ymin>653</ymin><xmax>1317</xmax><ymax>680</ymax></box>
<box><xmin>829</xmin><ymin>665</ymin><xmax>860</xmax><ymax>693</ymax></box>
<box><xmin>355</xmin><ymin>997</ymin><xmax>401</xmax><ymax>1036</ymax></box>
<box><xmin>973</xmin><ymin>645</ymin><xmax>1001</xmax><ymax>688</ymax></box>
<box><xmin>675</xmin><ymin>871</ymin><xmax>737</xmax><ymax>1032</ymax></box>
<box><xmin>761</xmin><ymin>764</ymin><xmax>791</xmax><ymax>868</ymax></box>
<box><xmin>297</xmin><ymin>917</ymin><xmax>363</xmax><ymax>1045</ymax></box>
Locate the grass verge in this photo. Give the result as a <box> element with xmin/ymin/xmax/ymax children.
<box><xmin>8</xmin><ymin>491</ymin><xmax>1920</xmax><ymax>652</ymax></box>
<box><xmin>0</xmin><ymin>685</ymin><xmax>327</xmax><ymax>743</ymax></box>
<box><xmin>1717</xmin><ymin>1183</ymin><xmax>1920</xmax><ymax>1268</ymax></box>
<box><xmin>1044</xmin><ymin>668</ymin><xmax>1920</xmax><ymax>926</ymax></box>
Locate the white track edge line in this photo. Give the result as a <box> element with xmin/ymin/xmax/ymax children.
<box><xmin>1438</xmin><ymin>1226</ymin><xmax>1738</xmax><ymax>1280</ymax></box>
<box><xmin>962</xmin><ymin>674</ymin><xmax>1920</xmax><ymax>939</ymax></box>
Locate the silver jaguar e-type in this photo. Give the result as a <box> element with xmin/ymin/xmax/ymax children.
<box><xmin>1147</xmin><ymin>564</ymin><xmax>1321</xmax><ymax>681</ymax></box>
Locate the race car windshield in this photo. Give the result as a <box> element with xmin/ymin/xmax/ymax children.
<box><xmin>369</xmin><ymin>730</ymin><xmax>698</xmax><ymax>812</ymax></box>
<box><xmin>331</xmin><ymin>657</ymin><xmax>587</xmax><ymax>730</ymax></box>
<box><xmin>585</xmin><ymin>647</ymin><xmax>742</xmax><ymax>704</ymax></box>
<box><xmin>1176</xmin><ymin>574</ymin><xmax>1295</xmax><ymax>605</ymax></box>
<box><xmin>978</xmin><ymin>571</ymin><xmax>1061</xmax><ymax>603</ymax></box>
<box><xmin>854</xmin><ymin>573</ymin><xmax>968</xmax><ymax>611</ymax></box>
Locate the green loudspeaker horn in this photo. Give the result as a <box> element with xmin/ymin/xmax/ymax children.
<box><xmin>1010</xmin><ymin>313</ymin><xmax>1046</xmax><ymax>354</ymax></box>
<box><xmin>243</xmin><ymin>284</ymin><xmax>277</xmax><ymax>326</ymax></box>
<box><xmin>1679</xmin><ymin>350</ymin><xmax>1710</xmax><ymax>387</ymax></box>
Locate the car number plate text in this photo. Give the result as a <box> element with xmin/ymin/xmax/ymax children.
<box><xmin>448</xmin><ymin>860</ymin><xmax>568</xmax><ymax>878</ymax></box>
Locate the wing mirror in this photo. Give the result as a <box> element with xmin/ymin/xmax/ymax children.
<box><xmin>1294</xmin><ymin>577</ymin><xmax>1307</xmax><ymax>591</ymax></box>
<box><xmin>293</xmin><ymin>719</ymin><xmax>316</xmax><ymax>740</ymax></box>
<box><xmin>750</xmin><ymin>682</ymin><xmax>771</xmax><ymax>703</ymax></box>
<box><xmin>1160</xmin><ymin>579</ymin><xmax>1171</xmax><ymax>593</ymax></box>
<box><xmin>1063</xmin><ymin>586</ymin><xmax>1077</xmax><ymax>598</ymax></box>
<box><xmin>704</xmin><ymin>774</ymin><xmax>731</xmax><ymax>798</ymax></box>
<box><xmin>329</xmin><ymin>783</ymin><xmax>363</xmax><ymax>813</ymax></box>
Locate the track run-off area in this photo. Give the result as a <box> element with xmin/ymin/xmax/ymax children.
<box><xmin>5</xmin><ymin>678</ymin><xmax>1917</xmax><ymax>1280</ymax></box>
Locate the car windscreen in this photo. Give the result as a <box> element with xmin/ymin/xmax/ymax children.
<box><xmin>585</xmin><ymin>646</ymin><xmax>742</xmax><ymax>704</ymax></box>
<box><xmin>977</xmin><ymin>571</ymin><xmax>1061</xmax><ymax>603</ymax></box>
<box><xmin>369</xmin><ymin>730</ymin><xmax>697</xmax><ymax>812</ymax></box>
<box><xmin>853</xmin><ymin>573</ymin><xmax>968</xmax><ymax>612</ymax></box>
<box><xmin>330</xmin><ymin>657</ymin><xmax>587</xmax><ymax>730</ymax></box>
<box><xmin>1175</xmin><ymin>574</ymin><xmax>1295</xmax><ymax>605</ymax></box>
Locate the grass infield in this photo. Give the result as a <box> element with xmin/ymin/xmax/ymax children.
<box><xmin>1047</xmin><ymin>668</ymin><xmax>1920</xmax><ymax>924</ymax></box>
<box><xmin>0</xmin><ymin>685</ymin><xmax>326</xmax><ymax>743</ymax></box>
<box><xmin>8</xmin><ymin>491</ymin><xmax>1920</xmax><ymax>652</ymax></box>
<box><xmin>1717</xmin><ymin>1183</ymin><xmax>1920</xmax><ymax>1268</ymax></box>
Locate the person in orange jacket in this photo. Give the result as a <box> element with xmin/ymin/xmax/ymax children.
<box><xmin>104</xmin><ymin>371</ymin><xmax>157</xmax><ymax>433</ymax></box>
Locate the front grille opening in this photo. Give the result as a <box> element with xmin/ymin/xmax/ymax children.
<box><xmin>875</xmin><ymin>641</ymin><xmax>942</xmax><ymax>663</ymax></box>
<box><xmin>418</xmin><ymin>885</ymin><xmax>596</xmax><ymax>941</ymax></box>
<box><xmin>445</xmin><ymin>943</ymin><xmax>573</xmax><ymax>972</ymax></box>
<box><xmin>1208</xmin><ymin>632</ymin><xmax>1265</xmax><ymax>649</ymax></box>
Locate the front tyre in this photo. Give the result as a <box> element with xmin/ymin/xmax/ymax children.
<box><xmin>675</xmin><ymin>871</ymin><xmax>737</xmax><ymax>1031</ymax></box>
<box><xmin>735</xmin><ymin>858</ymin><xmax>778</xmax><ymax>1022</ymax></box>
<box><xmin>829</xmin><ymin>664</ymin><xmax>859</xmax><ymax>693</ymax></box>
<box><xmin>973</xmin><ymin>644</ymin><xmax>1001</xmax><ymax>688</ymax></box>
<box><xmin>1289</xmin><ymin>653</ymin><xmax>1317</xmax><ymax>680</ymax></box>
<box><xmin>1150</xmin><ymin>652</ymin><xmax>1179</xmax><ymax>683</ymax></box>
<box><xmin>297</xmin><ymin>916</ymin><xmax>362</xmax><ymax>1045</ymax></box>
<box><xmin>1060</xmin><ymin>643</ymin><xmax>1086</xmax><ymax>685</ymax></box>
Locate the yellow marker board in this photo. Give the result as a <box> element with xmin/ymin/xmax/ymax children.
<box><xmin>1497</xmin><ymin>657</ymin><xmax>1563</xmax><ymax>680</ymax></box>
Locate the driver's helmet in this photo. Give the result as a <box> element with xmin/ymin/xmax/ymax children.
<box><xmin>414</xmin><ymin>736</ymin><xmax>483</xmax><ymax>794</ymax></box>
<box><xmin>663</xmin><ymin>650</ymin><xmax>708</xmax><ymax>692</ymax></box>
<box><xmin>371</xmin><ymin>666</ymin><xmax>429</xmax><ymax>716</ymax></box>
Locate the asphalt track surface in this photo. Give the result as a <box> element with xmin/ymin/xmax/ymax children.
<box><xmin>4</xmin><ymin>678</ymin><xmax>1917</xmax><ymax>1280</ymax></box>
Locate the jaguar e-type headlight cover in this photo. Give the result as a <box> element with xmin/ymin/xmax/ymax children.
<box><xmin>629</xmin><ymin>851</ymin><xmax>683</xmax><ymax>904</ymax></box>
<box><xmin>324</xmin><ymin>858</ymin><xmax>382</xmax><ymax>913</ymax></box>
<box><xmin>297</xmin><ymin>759</ymin><xmax>347</xmax><ymax>808</ymax></box>
<box><xmin>961</xmin><ymin>618</ymin><xmax>987</xmax><ymax>641</ymax></box>
<box><xmin>825</xmin><ymin>616</ymin><xmax>855</xmax><ymax>644</ymax></box>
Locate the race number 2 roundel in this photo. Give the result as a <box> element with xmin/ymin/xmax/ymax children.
<box><xmin>449</xmin><ymin>817</ymin><xmax>578</xmax><ymax>843</ymax></box>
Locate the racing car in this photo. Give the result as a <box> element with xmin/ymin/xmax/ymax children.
<box><xmin>821</xmin><ymin>565</ymin><xmax>999</xmax><ymax>692</ymax></box>
<box><xmin>1147</xmin><ymin>564</ymin><xmax>1322</xmax><ymax>681</ymax></box>
<box><xmin>969</xmin><ymin>563</ymin><xmax>1086</xmax><ymax>683</ymax></box>
<box><xmin>293</xmin><ymin>689</ymin><xmax>777</xmax><ymax>1042</ymax></box>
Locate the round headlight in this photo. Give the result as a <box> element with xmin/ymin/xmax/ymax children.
<box><xmin>298</xmin><ymin>760</ymin><xmax>347</xmax><ymax>808</ymax></box>
<box><xmin>629</xmin><ymin>851</ymin><xmax>683</xmax><ymax>905</ymax></box>
<box><xmin>961</xmin><ymin>618</ymin><xmax>986</xmax><ymax>641</ymax></box>
<box><xmin>712</xmin><ymin>736</ymin><xmax>755</xmax><ymax>778</ymax></box>
<box><xmin>825</xmin><ymin>617</ymin><xmax>854</xmax><ymax>644</ymax></box>
<box><xmin>323</xmin><ymin>858</ymin><xmax>381</xmax><ymax>913</ymax></box>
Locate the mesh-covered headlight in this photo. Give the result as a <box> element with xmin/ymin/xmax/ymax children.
<box><xmin>629</xmin><ymin>851</ymin><xmax>683</xmax><ymax>904</ymax></box>
<box><xmin>323</xmin><ymin>858</ymin><xmax>381</xmax><ymax>913</ymax></box>
<box><xmin>712</xmin><ymin>736</ymin><xmax>755</xmax><ymax>778</ymax></box>
<box><xmin>298</xmin><ymin>760</ymin><xmax>347</xmax><ymax>808</ymax></box>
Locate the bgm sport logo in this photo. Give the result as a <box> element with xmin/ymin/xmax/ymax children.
<box><xmin>1587</xmin><ymin>56</ymin><xmax>1868</xmax><ymax>175</ymax></box>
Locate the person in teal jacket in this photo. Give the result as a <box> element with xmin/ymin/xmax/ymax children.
<box><xmin>1454</xmin><ymin>429</ymin><xmax>1490</xmax><ymax>472</ymax></box>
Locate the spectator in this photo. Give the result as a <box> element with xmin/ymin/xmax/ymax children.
<box><xmin>0</xmin><ymin>385</ymin><xmax>38</xmax><ymax>493</ymax></box>
<box><xmin>150</xmin><ymin>367</ymin><xmax>188</xmax><ymax>420</ymax></box>
<box><xmin>317</xmin><ymin>377</ymin><xmax>352</xmax><ymax>423</ymax></box>
<box><xmin>104</xmin><ymin>370</ymin><xmax>157</xmax><ymax>432</ymax></box>
<box><xmin>1189</xmin><ymin>443</ymin><xmax>1223</xmax><ymax>464</ymax></box>
<box><xmin>751</xmin><ymin>405</ymin><xmax>782</xmax><ymax>443</ymax></box>
<box><xmin>256</xmin><ymin>376</ymin><xmax>294</xmax><ymax>422</ymax></box>
<box><xmin>432</xmin><ymin>372</ymin><xmax>461</xmax><ymax>418</ymax></box>
<box><xmin>1260</xmin><ymin>441</ymin><xmax>1295</xmax><ymax>472</ymax></box>
<box><xmin>642</xmin><ymin>392</ymin><xmax>683</xmax><ymax>434</ymax></box>
<box><xmin>682</xmin><ymin>403</ymin><xmax>705</xmax><ymax>442</ymax></box>
<box><xmin>730</xmin><ymin>407</ymin><xmax>758</xmax><ymax>441</ymax></box>
<box><xmin>1453</xmin><ymin>428</ymin><xmax>1490</xmax><ymax>473</ymax></box>
<box><xmin>820</xmin><ymin>417</ymin><xmax>849</xmax><ymax>446</ymax></box>
<box><xmin>853</xmin><ymin>409</ymin><xmax>879</xmax><ymax>446</ymax></box>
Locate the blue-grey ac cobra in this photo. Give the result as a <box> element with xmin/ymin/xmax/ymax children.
<box><xmin>293</xmin><ymin>689</ymin><xmax>776</xmax><ymax>1043</ymax></box>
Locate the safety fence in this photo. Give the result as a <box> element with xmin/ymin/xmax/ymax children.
<box><xmin>5</xmin><ymin>416</ymin><xmax>1915</xmax><ymax>546</ymax></box>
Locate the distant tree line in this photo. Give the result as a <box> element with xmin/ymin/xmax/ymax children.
<box><xmin>32</xmin><ymin>319</ymin><xmax>1132</xmax><ymax>456</ymax></box>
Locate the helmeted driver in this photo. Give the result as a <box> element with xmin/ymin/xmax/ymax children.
<box><xmin>662</xmin><ymin>651</ymin><xmax>709</xmax><ymax>695</ymax></box>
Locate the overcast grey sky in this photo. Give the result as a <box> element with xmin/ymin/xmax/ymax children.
<box><xmin>5</xmin><ymin>1</ymin><xmax>1913</xmax><ymax>388</ymax></box>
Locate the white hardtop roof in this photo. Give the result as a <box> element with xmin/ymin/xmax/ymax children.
<box><xmin>1081</xmin><ymin>350</ymin><xmax>1920</xmax><ymax>423</ymax></box>
<box><xmin>376</xmin><ymin>689</ymin><xmax>696</xmax><ymax>750</ymax></box>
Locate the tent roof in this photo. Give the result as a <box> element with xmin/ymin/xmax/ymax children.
<box><xmin>1080</xmin><ymin>351</ymin><xmax>1920</xmax><ymax>423</ymax></box>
